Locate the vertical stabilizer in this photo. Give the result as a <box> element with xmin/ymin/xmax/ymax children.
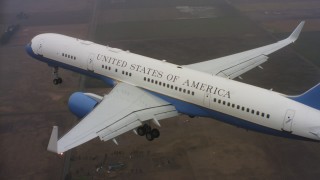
<box><xmin>289</xmin><ymin>83</ymin><xmax>320</xmax><ymax>110</ymax></box>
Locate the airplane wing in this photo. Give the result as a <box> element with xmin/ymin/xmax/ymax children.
<box><xmin>184</xmin><ymin>21</ymin><xmax>305</xmax><ymax>79</ymax></box>
<box><xmin>47</xmin><ymin>83</ymin><xmax>179</xmax><ymax>154</ymax></box>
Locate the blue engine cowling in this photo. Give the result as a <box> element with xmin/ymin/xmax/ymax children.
<box><xmin>68</xmin><ymin>92</ymin><xmax>99</xmax><ymax>119</ymax></box>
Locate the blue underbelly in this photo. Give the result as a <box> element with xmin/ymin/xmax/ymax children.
<box><xmin>151</xmin><ymin>92</ymin><xmax>312</xmax><ymax>141</ymax></box>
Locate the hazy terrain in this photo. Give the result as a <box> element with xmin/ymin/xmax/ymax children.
<box><xmin>1</xmin><ymin>0</ymin><xmax>320</xmax><ymax>179</ymax></box>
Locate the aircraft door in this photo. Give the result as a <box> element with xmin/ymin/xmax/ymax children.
<box><xmin>282</xmin><ymin>109</ymin><xmax>295</xmax><ymax>132</ymax></box>
<box><xmin>203</xmin><ymin>92</ymin><xmax>211</xmax><ymax>108</ymax></box>
<box><xmin>87</xmin><ymin>53</ymin><xmax>95</xmax><ymax>71</ymax></box>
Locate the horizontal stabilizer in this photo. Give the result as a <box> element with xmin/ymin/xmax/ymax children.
<box><xmin>47</xmin><ymin>126</ymin><xmax>58</xmax><ymax>153</ymax></box>
<box><xmin>289</xmin><ymin>83</ymin><xmax>320</xmax><ymax>110</ymax></box>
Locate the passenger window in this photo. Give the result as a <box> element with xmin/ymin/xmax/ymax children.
<box><xmin>256</xmin><ymin>111</ymin><xmax>260</xmax><ymax>115</ymax></box>
<box><xmin>223</xmin><ymin>101</ymin><xmax>225</xmax><ymax>105</ymax></box>
<box><xmin>242</xmin><ymin>107</ymin><xmax>245</xmax><ymax>111</ymax></box>
<box><xmin>213</xmin><ymin>98</ymin><xmax>216</xmax><ymax>102</ymax></box>
<box><xmin>251</xmin><ymin>110</ymin><xmax>254</xmax><ymax>114</ymax></box>
<box><xmin>191</xmin><ymin>92</ymin><xmax>194</xmax><ymax>95</ymax></box>
<box><xmin>267</xmin><ymin>114</ymin><xmax>270</xmax><ymax>118</ymax></box>
<box><xmin>183</xmin><ymin>89</ymin><xmax>186</xmax><ymax>93</ymax></box>
<box><xmin>237</xmin><ymin>105</ymin><xmax>240</xmax><ymax>109</ymax></box>
<box><xmin>155</xmin><ymin>80</ymin><xmax>158</xmax><ymax>84</ymax></box>
<box><xmin>261</xmin><ymin>113</ymin><xmax>265</xmax><ymax>117</ymax></box>
<box><xmin>144</xmin><ymin>77</ymin><xmax>146</xmax><ymax>81</ymax></box>
<box><xmin>232</xmin><ymin>104</ymin><xmax>235</xmax><ymax>108</ymax></box>
<box><xmin>218</xmin><ymin>100</ymin><xmax>221</xmax><ymax>104</ymax></box>
<box><xmin>246</xmin><ymin>108</ymin><xmax>250</xmax><ymax>112</ymax></box>
<box><xmin>102</xmin><ymin>65</ymin><xmax>104</xmax><ymax>68</ymax></box>
<box><xmin>62</xmin><ymin>53</ymin><xmax>64</xmax><ymax>56</ymax></box>
<box><xmin>159</xmin><ymin>82</ymin><xmax>162</xmax><ymax>85</ymax></box>
<box><xmin>175</xmin><ymin>87</ymin><xmax>178</xmax><ymax>90</ymax></box>
<box><xmin>151</xmin><ymin>79</ymin><xmax>154</xmax><ymax>83</ymax></box>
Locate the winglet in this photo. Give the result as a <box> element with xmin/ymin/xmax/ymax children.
<box><xmin>288</xmin><ymin>21</ymin><xmax>305</xmax><ymax>43</ymax></box>
<box><xmin>47</xmin><ymin>126</ymin><xmax>58</xmax><ymax>153</ymax></box>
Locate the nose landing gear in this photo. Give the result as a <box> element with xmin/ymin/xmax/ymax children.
<box><xmin>137</xmin><ymin>124</ymin><xmax>160</xmax><ymax>141</ymax></box>
<box><xmin>53</xmin><ymin>67</ymin><xmax>62</xmax><ymax>85</ymax></box>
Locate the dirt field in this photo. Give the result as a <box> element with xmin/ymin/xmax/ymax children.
<box><xmin>0</xmin><ymin>0</ymin><xmax>93</xmax><ymax>179</ymax></box>
<box><xmin>1</xmin><ymin>0</ymin><xmax>320</xmax><ymax>180</ymax></box>
<box><xmin>229</xmin><ymin>0</ymin><xmax>320</xmax><ymax>80</ymax></box>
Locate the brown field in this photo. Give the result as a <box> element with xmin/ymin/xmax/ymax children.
<box><xmin>1</xmin><ymin>0</ymin><xmax>320</xmax><ymax>180</ymax></box>
<box><xmin>261</xmin><ymin>19</ymin><xmax>320</xmax><ymax>33</ymax></box>
<box><xmin>230</xmin><ymin>1</ymin><xmax>320</xmax><ymax>12</ymax></box>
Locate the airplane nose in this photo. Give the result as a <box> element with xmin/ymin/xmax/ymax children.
<box><xmin>25</xmin><ymin>39</ymin><xmax>36</xmax><ymax>58</ymax></box>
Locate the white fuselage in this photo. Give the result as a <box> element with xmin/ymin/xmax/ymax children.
<box><xmin>29</xmin><ymin>33</ymin><xmax>320</xmax><ymax>141</ymax></box>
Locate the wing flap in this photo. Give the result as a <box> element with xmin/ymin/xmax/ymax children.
<box><xmin>97</xmin><ymin>105</ymin><xmax>179</xmax><ymax>142</ymax></box>
<box><xmin>50</xmin><ymin>83</ymin><xmax>178</xmax><ymax>154</ymax></box>
<box><xmin>216</xmin><ymin>55</ymin><xmax>268</xmax><ymax>79</ymax></box>
<box><xmin>100</xmin><ymin>120</ymin><xmax>142</xmax><ymax>141</ymax></box>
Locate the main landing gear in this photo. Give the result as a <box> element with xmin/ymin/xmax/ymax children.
<box><xmin>52</xmin><ymin>66</ymin><xmax>63</xmax><ymax>85</ymax></box>
<box><xmin>137</xmin><ymin>124</ymin><xmax>160</xmax><ymax>141</ymax></box>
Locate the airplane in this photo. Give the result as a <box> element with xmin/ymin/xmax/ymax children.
<box><xmin>25</xmin><ymin>21</ymin><xmax>320</xmax><ymax>154</ymax></box>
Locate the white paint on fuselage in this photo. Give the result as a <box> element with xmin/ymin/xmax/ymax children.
<box><xmin>30</xmin><ymin>33</ymin><xmax>320</xmax><ymax>141</ymax></box>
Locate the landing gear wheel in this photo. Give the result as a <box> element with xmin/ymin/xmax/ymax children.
<box><xmin>143</xmin><ymin>124</ymin><xmax>151</xmax><ymax>132</ymax></box>
<box><xmin>137</xmin><ymin>126</ymin><xmax>146</xmax><ymax>136</ymax></box>
<box><xmin>146</xmin><ymin>132</ymin><xmax>154</xmax><ymax>141</ymax></box>
<box><xmin>151</xmin><ymin>128</ymin><xmax>160</xmax><ymax>138</ymax></box>
<box><xmin>52</xmin><ymin>67</ymin><xmax>62</xmax><ymax>85</ymax></box>
<box><xmin>57</xmin><ymin>77</ymin><xmax>62</xmax><ymax>84</ymax></box>
<box><xmin>53</xmin><ymin>79</ymin><xmax>59</xmax><ymax>85</ymax></box>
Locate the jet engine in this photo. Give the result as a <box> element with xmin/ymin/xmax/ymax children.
<box><xmin>68</xmin><ymin>92</ymin><xmax>101</xmax><ymax>119</ymax></box>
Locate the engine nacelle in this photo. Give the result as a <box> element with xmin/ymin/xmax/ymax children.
<box><xmin>68</xmin><ymin>92</ymin><xmax>100</xmax><ymax>119</ymax></box>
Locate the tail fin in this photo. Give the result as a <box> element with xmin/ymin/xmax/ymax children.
<box><xmin>290</xmin><ymin>83</ymin><xmax>320</xmax><ymax>110</ymax></box>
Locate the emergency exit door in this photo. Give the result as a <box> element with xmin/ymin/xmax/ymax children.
<box><xmin>87</xmin><ymin>53</ymin><xmax>94</xmax><ymax>71</ymax></box>
<box><xmin>282</xmin><ymin>109</ymin><xmax>295</xmax><ymax>132</ymax></box>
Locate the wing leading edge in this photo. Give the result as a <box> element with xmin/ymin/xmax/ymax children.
<box><xmin>48</xmin><ymin>83</ymin><xmax>179</xmax><ymax>154</ymax></box>
<box><xmin>185</xmin><ymin>21</ymin><xmax>305</xmax><ymax>79</ymax></box>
